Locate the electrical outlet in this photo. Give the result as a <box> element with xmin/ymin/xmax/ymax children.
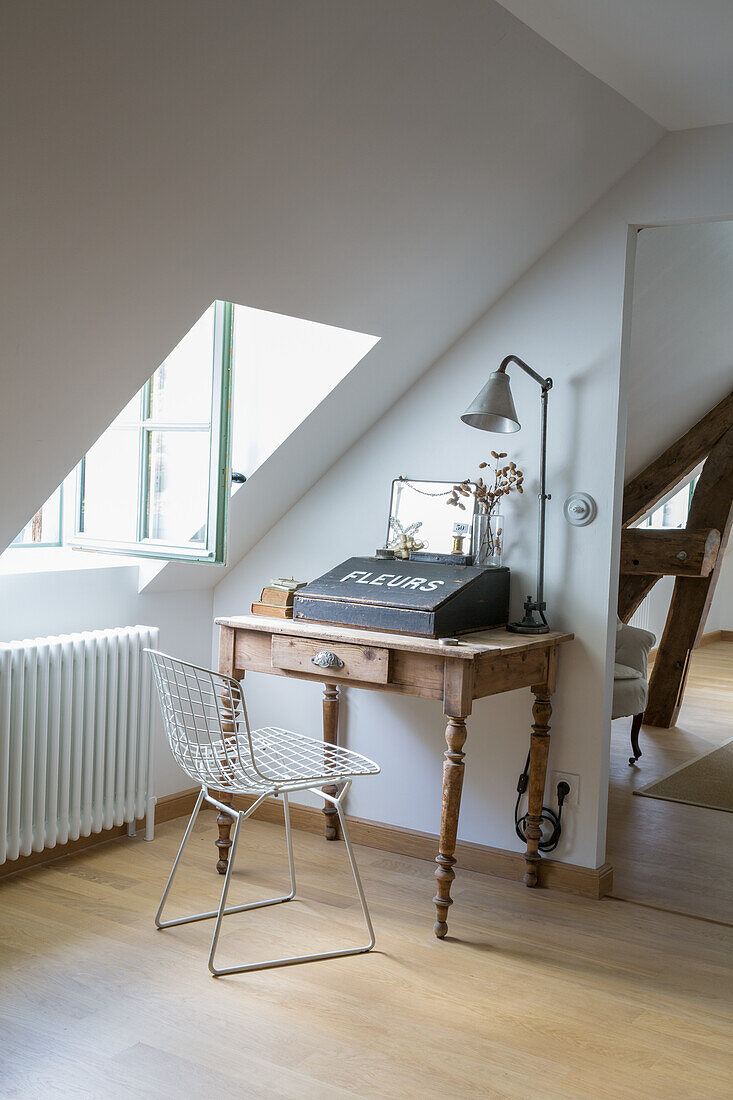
<box><xmin>551</xmin><ymin>770</ymin><xmax>580</xmax><ymax>806</ymax></box>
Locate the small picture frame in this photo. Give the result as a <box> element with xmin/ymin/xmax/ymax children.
<box><xmin>386</xmin><ymin>478</ymin><xmax>477</xmax><ymax>556</ymax></box>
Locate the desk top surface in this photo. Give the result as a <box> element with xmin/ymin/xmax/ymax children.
<box><xmin>215</xmin><ymin>614</ymin><xmax>574</xmax><ymax>662</ymax></box>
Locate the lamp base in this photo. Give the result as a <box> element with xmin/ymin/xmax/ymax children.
<box><xmin>507</xmin><ymin>620</ymin><xmax>550</xmax><ymax>635</ymax></box>
<box><xmin>507</xmin><ymin>596</ymin><xmax>550</xmax><ymax>635</ymax></box>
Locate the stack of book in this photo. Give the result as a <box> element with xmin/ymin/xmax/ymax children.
<box><xmin>251</xmin><ymin>578</ymin><xmax>306</xmax><ymax>619</ymax></box>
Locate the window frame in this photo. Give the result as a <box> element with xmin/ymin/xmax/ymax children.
<box><xmin>10</xmin><ymin>485</ymin><xmax>64</xmax><ymax>549</ymax></box>
<box><xmin>636</xmin><ymin>475</ymin><xmax>698</xmax><ymax>531</ymax></box>
<box><xmin>70</xmin><ymin>300</ymin><xmax>234</xmax><ymax>564</ymax></box>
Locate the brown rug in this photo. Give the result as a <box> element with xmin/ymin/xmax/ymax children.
<box><xmin>635</xmin><ymin>737</ymin><xmax>733</xmax><ymax>813</ymax></box>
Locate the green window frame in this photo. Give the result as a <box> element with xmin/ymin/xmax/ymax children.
<box><xmin>70</xmin><ymin>301</ymin><xmax>233</xmax><ymax>564</ymax></box>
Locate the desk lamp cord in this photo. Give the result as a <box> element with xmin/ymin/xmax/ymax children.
<box><xmin>514</xmin><ymin>752</ymin><xmax>570</xmax><ymax>853</ymax></box>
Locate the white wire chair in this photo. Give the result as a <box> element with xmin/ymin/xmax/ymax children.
<box><xmin>146</xmin><ymin>649</ymin><xmax>380</xmax><ymax>976</ymax></box>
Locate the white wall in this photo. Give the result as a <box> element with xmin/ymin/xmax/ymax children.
<box><xmin>625</xmin><ymin>220</ymin><xmax>733</xmax><ymax>481</ymax></box>
<box><xmin>214</xmin><ymin>124</ymin><xmax>733</xmax><ymax>871</ymax></box>
<box><xmin>0</xmin><ymin>565</ymin><xmax>212</xmax><ymax>797</ymax></box>
<box><xmin>0</xmin><ymin>0</ymin><xmax>661</xmax><ymax>559</ymax></box>
<box><xmin>0</xmin><ymin>2</ymin><xmax>668</xmax><ymax>850</ymax></box>
<box><xmin>706</xmin><ymin>546</ymin><xmax>733</xmax><ymax>632</ymax></box>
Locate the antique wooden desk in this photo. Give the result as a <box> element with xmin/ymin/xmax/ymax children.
<box><xmin>215</xmin><ymin>614</ymin><xmax>574</xmax><ymax>938</ymax></box>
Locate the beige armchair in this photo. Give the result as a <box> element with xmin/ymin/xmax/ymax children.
<box><xmin>614</xmin><ymin>620</ymin><xmax>656</xmax><ymax>766</ymax></box>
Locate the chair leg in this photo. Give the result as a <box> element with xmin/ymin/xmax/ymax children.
<box><xmin>336</xmin><ymin>799</ymin><xmax>375</xmax><ymax>951</ymax></box>
<box><xmin>628</xmin><ymin>712</ymin><xmax>643</xmax><ymax>766</ymax></box>
<box><xmin>155</xmin><ymin>788</ymin><xmax>206</xmax><ymax>928</ymax></box>
<box><xmin>208</xmin><ymin>787</ymin><xmax>375</xmax><ymax>977</ymax></box>
<box><xmin>282</xmin><ymin>792</ymin><xmax>297</xmax><ymax>898</ymax></box>
<box><xmin>156</xmin><ymin>790</ymin><xmax>293</xmax><ymax>932</ymax></box>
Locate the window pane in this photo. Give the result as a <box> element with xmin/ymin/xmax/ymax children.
<box><xmin>148</xmin><ymin>304</ymin><xmax>215</xmax><ymax>424</ymax></box>
<box><xmin>145</xmin><ymin>430</ymin><xmax>210</xmax><ymax>545</ymax></box>
<box><xmin>646</xmin><ymin>482</ymin><xmax>692</xmax><ymax>529</ymax></box>
<box><xmin>81</xmin><ymin>429</ymin><xmax>139</xmax><ymax>540</ymax></box>
<box><xmin>12</xmin><ymin>485</ymin><xmax>62</xmax><ymax>545</ymax></box>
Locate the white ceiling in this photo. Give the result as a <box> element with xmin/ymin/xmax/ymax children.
<box><xmin>497</xmin><ymin>1</ymin><xmax>733</xmax><ymax>130</ymax></box>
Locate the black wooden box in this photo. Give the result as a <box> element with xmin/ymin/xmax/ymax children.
<box><xmin>293</xmin><ymin>556</ymin><xmax>510</xmax><ymax>637</ymax></box>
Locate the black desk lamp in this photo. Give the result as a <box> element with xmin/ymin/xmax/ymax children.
<box><xmin>461</xmin><ymin>355</ymin><xmax>552</xmax><ymax>634</ymax></box>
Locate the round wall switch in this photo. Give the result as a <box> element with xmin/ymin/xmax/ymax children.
<box><xmin>563</xmin><ymin>492</ymin><xmax>597</xmax><ymax>527</ymax></box>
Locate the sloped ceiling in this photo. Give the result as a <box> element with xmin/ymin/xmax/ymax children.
<box><xmin>496</xmin><ymin>1</ymin><xmax>733</xmax><ymax>130</ymax></box>
<box><xmin>0</xmin><ymin>0</ymin><xmax>662</xmax><ymax>564</ymax></box>
<box><xmin>625</xmin><ymin>220</ymin><xmax>733</xmax><ymax>481</ymax></box>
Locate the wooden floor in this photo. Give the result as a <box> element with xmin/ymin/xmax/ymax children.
<box><xmin>2</xmin><ymin>789</ymin><xmax>733</xmax><ymax>1097</ymax></box>
<box><xmin>607</xmin><ymin>639</ymin><xmax>733</xmax><ymax>924</ymax></box>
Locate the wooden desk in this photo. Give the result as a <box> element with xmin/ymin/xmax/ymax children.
<box><xmin>215</xmin><ymin>614</ymin><xmax>574</xmax><ymax>938</ymax></box>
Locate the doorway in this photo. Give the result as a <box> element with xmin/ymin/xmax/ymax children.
<box><xmin>607</xmin><ymin>219</ymin><xmax>733</xmax><ymax>924</ymax></box>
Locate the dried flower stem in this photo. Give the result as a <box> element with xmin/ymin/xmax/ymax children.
<box><xmin>447</xmin><ymin>452</ymin><xmax>524</xmax><ymax>560</ymax></box>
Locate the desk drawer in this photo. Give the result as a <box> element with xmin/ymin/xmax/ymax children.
<box><xmin>271</xmin><ymin>635</ymin><xmax>389</xmax><ymax>684</ymax></box>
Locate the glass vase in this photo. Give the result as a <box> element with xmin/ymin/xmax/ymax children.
<box><xmin>472</xmin><ymin>513</ymin><xmax>504</xmax><ymax>567</ymax></box>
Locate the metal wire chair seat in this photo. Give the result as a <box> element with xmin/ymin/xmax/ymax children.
<box><xmin>171</xmin><ymin>725</ymin><xmax>380</xmax><ymax>793</ymax></box>
<box><xmin>145</xmin><ymin>648</ymin><xmax>380</xmax><ymax>976</ymax></box>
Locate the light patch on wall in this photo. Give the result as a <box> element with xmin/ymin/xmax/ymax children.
<box><xmin>230</xmin><ymin>305</ymin><xmax>379</xmax><ymax>478</ymax></box>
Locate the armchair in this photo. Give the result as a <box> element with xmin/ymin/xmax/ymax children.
<box><xmin>614</xmin><ymin>619</ymin><xmax>656</xmax><ymax>766</ymax></box>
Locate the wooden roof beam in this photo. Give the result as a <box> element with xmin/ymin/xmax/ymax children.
<box><xmin>620</xmin><ymin>527</ymin><xmax>720</xmax><ymax>577</ymax></box>
<box><xmin>644</xmin><ymin>425</ymin><xmax>733</xmax><ymax>727</ymax></box>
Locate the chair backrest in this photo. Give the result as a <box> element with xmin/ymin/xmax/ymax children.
<box><xmin>146</xmin><ymin>649</ymin><xmax>262</xmax><ymax>789</ymax></box>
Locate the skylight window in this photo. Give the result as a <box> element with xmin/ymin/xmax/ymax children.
<box><xmin>73</xmin><ymin>302</ymin><xmax>232</xmax><ymax>563</ymax></box>
<box><xmin>6</xmin><ymin>302</ymin><xmax>378</xmax><ymax>567</ymax></box>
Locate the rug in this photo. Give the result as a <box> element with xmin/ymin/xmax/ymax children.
<box><xmin>635</xmin><ymin>737</ymin><xmax>733</xmax><ymax>813</ymax></box>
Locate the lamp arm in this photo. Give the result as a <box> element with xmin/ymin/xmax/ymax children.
<box><xmin>498</xmin><ymin>355</ymin><xmax>552</xmax><ymax>393</ymax></box>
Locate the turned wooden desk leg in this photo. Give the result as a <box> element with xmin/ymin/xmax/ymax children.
<box><xmin>322</xmin><ymin>682</ymin><xmax>340</xmax><ymax>841</ymax></box>
<box><xmin>433</xmin><ymin>715</ymin><xmax>468</xmax><ymax>938</ymax></box>
<box><xmin>524</xmin><ymin>688</ymin><xmax>552</xmax><ymax>888</ymax></box>
<box><xmin>215</xmin><ymin>627</ymin><xmax>237</xmax><ymax>875</ymax></box>
<box><xmin>216</xmin><ymin>795</ymin><xmax>234</xmax><ymax>874</ymax></box>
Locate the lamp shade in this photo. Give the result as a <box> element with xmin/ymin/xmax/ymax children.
<box><xmin>460</xmin><ymin>370</ymin><xmax>520</xmax><ymax>433</ymax></box>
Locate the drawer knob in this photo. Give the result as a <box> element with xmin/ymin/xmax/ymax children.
<box><xmin>311</xmin><ymin>650</ymin><xmax>344</xmax><ymax>669</ymax></box>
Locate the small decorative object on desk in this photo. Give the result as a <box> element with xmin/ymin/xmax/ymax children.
<box><xmin>393</xmin><ymin>532</ymin><xmax>425</xmax><ymax>559</ymax></box>
<box><xmin>473</xmin><ymin>512</ymin><xmax>504</xmax><ymax>567</ymax></box>
<box><xmin>269</xmin><ymin>577</ymin><xmax>306</xmax><ymax>592</ymax></box>
<box><xmin>387</xmin><ymin>478</ymin><xmax>478</xmax><ymax>557</ymax></box>
<box><xmin>251</xmin><ymin>577</ymin><xmax>306</xmax><ymax>619</ymax></box>
<box><xmin>448</xmin><ymin>452</ymin><xmax>523</xmax><ymax>568</ymax></box>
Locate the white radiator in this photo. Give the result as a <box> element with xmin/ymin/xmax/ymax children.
<box><xmin>0</xmin><ymin>625</ymin><xmax>158</xmax><ymax>866</ymax></box>
<box><xmin>629</xmin><ymin>598</ymin><xmax>651</xmax><ymax>632</ymax></box>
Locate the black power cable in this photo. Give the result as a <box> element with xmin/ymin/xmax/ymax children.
<box><xmin>514</xmin><ymin>751</ymin><xmax>571</xmax><ymax>853</ymax></box>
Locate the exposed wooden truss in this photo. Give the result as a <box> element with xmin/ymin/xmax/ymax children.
<box><xmin>620</xmin><ymin>527</ymin><xmax>720</xmax><ymax>577</ymax></box>
<box><xmin>644</xmin><ymin>426</ymin><xmax>733</xmax><ymax>727</ymax></box>
<box><xmin>619</xmin><ymin>390</ymin><xmax>733</xmax><ymax>729</ymax></box>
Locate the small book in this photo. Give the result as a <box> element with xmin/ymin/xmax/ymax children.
<box><xmin>259</xmin><ymin>586</ymin><xmax>295</xmax><ymax>608</ymax></box>
<box><xmin>251</xmin><ymin>601</ymin><xmax>293</xmax><ymax>619</ymax></box>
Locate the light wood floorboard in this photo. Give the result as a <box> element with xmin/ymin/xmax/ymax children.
<box><xmin>607</xmin><ymin>640</ymin><xmax>733</xmax><ymax>923</ymax></box>
<box><xmin>1</xmin><ymin>794</ymin><xmax>732</xmax><ymax>1097</ymax></box>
